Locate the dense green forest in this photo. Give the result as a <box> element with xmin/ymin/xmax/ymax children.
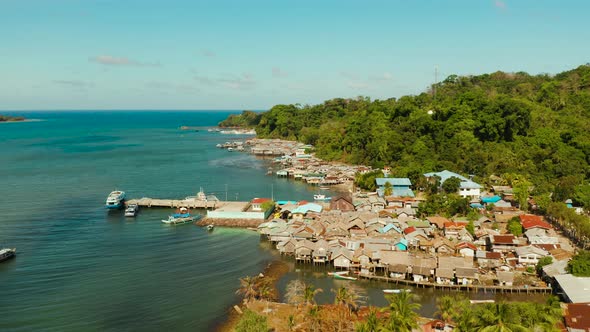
<box><xmin>0</xmin><ymin>114</ymin><xmax>25</xmax><ymax>122</ymax></box>
<box><xmin>221</xmin><ymin>65</ymin><xmax>590</xmax><ymax>214</ymax></box>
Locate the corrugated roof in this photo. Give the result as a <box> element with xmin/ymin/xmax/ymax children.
<box><xmin>554</xmin><ymin>274</ymin><xmax>590</xmax><ymax>303</ymax></box>
<box><xmin>376</xmin><ymin>178</ymin><xmax>412</xmax><ymax>187</ymax></box>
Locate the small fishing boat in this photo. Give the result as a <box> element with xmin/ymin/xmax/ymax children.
<box><xmin>319</xmin><ymin>186</ymin><xmax>330</xmax><ymax>190</ymax></box>
<box><xmin>313</xmin><ymin>194</ymin><xmax>331</xmax><ymax>201</ymax></box>
<box><xmin>383</xmin><ymin>289</ymin><xmax>411</xmax><ymax>294</ymax></box>
<box><xmin>333</xmin><ymin>273</ymin><xmax>357</xmax><ymax>281</ymax></box>
<box><xmin>161</xmin><ymin>207</ymin><xmax>199</xmax><ymax>225</ymax></box>
<box><xmin>0</xmin><ymin>248</ymin><xmax>16</xmax><ymax>263</ymax></box>
<box><xmin>328</xmin><ymin>271</ymin><xmax>349</xmax><ymax>276</ymax></box>
<box><xmin>469</xmin><ymin>299</ymin><xmax>495</xmax><ymax>304</ymax></box>
<box><xmin>124</xmin><ymin>204</ymin><xmax>139</xmax><ymax>217</ymax></box>
<box><xmin>105</xmin><ymin>191</ymin><xmax>126</xmax><ymax>209</ymax></box>
<box><xmin>206</xmin><ymin>224</ymin><xmax>214</xmax><ymax>231</ymax></box>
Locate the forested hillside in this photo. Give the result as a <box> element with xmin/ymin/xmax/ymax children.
<box><xmin>221</xmin><ymin>65</ymin><xmax>590</xmax><ymax>211</ymax></box>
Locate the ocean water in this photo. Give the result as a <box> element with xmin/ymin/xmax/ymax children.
<box><xmin>0</xmin><ymin>111</ymin><xmax>323</xmax><ymax>332</ymax></box>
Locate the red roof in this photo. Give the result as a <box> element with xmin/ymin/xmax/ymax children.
<box><xmin>565</xmin><ymin>303</ymin><xmax>590</xmax><ymax>331</ymax></box>
<box><xmin>486</xmin><ymin>252</ymin><xmax>502</xmax><ymax>259</ymax></box>
<box><xmin>519</xmin><ymin>214</ymin><xmax>552</xmax><ymax>230</ymax></box>
<box><xmin>456</xmin><ymin>242</ymin><xmax>477</xmax><ymax>251</ymax></box>
<box><xmin>297</xmin><ymin>200</ymin><xmax>309</xmax><ymax>206</ymax></box>
<box><xmin>403</xmin><ymin>226</ymin><xmax>417</xmax><ymax>235</ymax></box>
<box><xmin>251</xmin><ymin>198</ymin><xmax>271</xmax><ymax>204</ymax></box>
<box><xmin>493</xmin><ymin>234</ymin><xmax>517</xmax><ymax>245</ymax></box>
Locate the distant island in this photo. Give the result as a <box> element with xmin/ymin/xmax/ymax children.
<box><xmin>0</xmin><ymin>114</ymin><xmax>26</xmax><ymax>122</ymax></box>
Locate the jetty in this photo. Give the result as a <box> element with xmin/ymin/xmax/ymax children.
<box><xmin>125</xmin><ymin>197</ymin><xmax>236</xmax><ymax>209</ymax></box>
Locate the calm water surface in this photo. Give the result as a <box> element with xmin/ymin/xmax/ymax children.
<box><xmin>0</xmin><ymin>111</ymin><xmax>548</xmax><ymax>331</ymax></box>
<box><xmin>0</xmin><ymin>111</ymin><xmax>325</xmax><ymax>332</ymax></box>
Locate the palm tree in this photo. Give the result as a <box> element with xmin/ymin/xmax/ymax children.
<box><xmin>381</xmin><ymin>291</ymin><xmax>421</xmax><ymax>332</ymax></box>
<box><xmin>307</xmin><ymin>305</ymin><xmax>321</xmax><ymax>332</ymax></box>
<box><xmin>285</xmin><ymin>279</ymin><xmax>305</xmax><ymax>305</ymax></box>
<box><xmin>476</xmin><ymin>302</ymin><xmax>528</xmax><ymax>332</ymax></box>
<box><xmin>303</xmin><ymin>283</ymin><xmax>323</xmax><ymax>306</ymax></box>
<box><xmin>236</xmin><ymin>276</ymin><xmax>259</xmax><ymax>302</ymax></box>
<box><xmin>356</xmin><ymin>307</ymin><xmax>380</xmax><ymax>332</ymax></box>
<box><xmin>384</xmin><ymin>181</ymin><xmax>393</xmax><ymax>196</ymax></box>
<box><xmin>435</xmin><ymin>294</ymin><xmax>468</xmax><ymax>324</ymax></box>
<box><xmin>287</xmin><ymin>314</ymin><xmax>295</xmax><ymax>332</ymax></box>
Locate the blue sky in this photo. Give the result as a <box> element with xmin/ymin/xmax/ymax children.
<box><xmin>1</xmin><ymin>0</ymin><xmax>589</xmax><ymax>110</ymax></box>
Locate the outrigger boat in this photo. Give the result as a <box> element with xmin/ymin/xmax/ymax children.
<box><xmin>161</xmin><ymin>207</ymin><xmax>198</xmax><ymax>225</ymax></box>
<box><xmin>329</xmin><ymin>271</ymin><xmax>357</xmax><ymax>281</ymax></box>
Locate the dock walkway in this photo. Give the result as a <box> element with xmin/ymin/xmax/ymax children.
<box><xmin>357</xmin><ymin>274</ymin><xmax>552</xmax><ymax>294</ymax></box>
<box><xmin>126</xmin><ymin>197</ymin><xmax>237</xmax><ymax>209</ymax></box>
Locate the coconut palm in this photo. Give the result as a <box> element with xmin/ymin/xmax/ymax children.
<box><xmin>476</xmin><ymin>302</ymin><xmax>528</xmax><ymax>332</ymax></box>
<box><xmin>285</xmin><ymin>279</ymin><xmax>305</xmax><ymax>305</ymax></box>
<box><xmin>307</xmin><ymin>305</ymin><xmax>321</xmax><ymax>332</ymax></box>
<box><xmin>236</xmin><ymin>276</ymin><xmax>259</xmax><ymax>302</ymax></box>
<box><xmin>435</xmin><ymin>294</ymin><xmax>468</xmax><ymax>324</ymax></box>
<box><xmin>356</xmin><ymin>307</ymin><xmax>380</xmax><ymax>332</ymax></box>
<box><xmin>381</xmin><ymin>291</ymin><xmax>421</xmax><ymax>332</ymax></box>
<box><xmin>303</xmin><ymin>283</ymin><xmax>323</xmax><ymax>306</ymax></box>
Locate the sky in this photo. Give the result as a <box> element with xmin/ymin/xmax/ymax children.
<box><xmin>1</xmin><ymin>0</ymin><xmax>589</xmax><ymax>110</ymax></box>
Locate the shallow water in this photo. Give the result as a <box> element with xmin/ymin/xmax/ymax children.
<box><xmin>0</xmin><ymin>111</ymin><xmax>328</xmax><ymax>332</ymax></box>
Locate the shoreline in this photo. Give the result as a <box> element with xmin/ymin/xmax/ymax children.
<box><xmin>215</xmin><ymin>259</ymin><xmax>290</xmax><ymax>332</ymax></box>
<box><xmin>196</xmin><ymin>217</ymin><xmax>264</xmax><ymax>228</ymax></box>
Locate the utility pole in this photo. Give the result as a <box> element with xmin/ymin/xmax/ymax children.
<box><xmin>434</xmin><ymin>65</ymin><xmax>438</xmax><ymax>102</ymax></box>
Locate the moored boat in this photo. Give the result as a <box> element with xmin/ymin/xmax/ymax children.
<box><xmin>161</xmin><ymin>207</ymin><xmax>200</xmax><ymax>225</ymax></box>
<box><xmin>124</xmin><ymin>204</ymin><xmax>139</xmax><ymax>217</ymax></box>
<box><xmin>0</xmin><ymin>248</ymin><xmax>16</xmax><ymax>263</ymax></box>
<box><xmin>206</xmin><ymin>224</ymin><xmax>214</xmax><ymax>231</ymax></box>
<box><xmin>313</xmin><ymin>194</ymin><xmax>331</xmax><ymax>201</ymax></box>
<box><xmin>333</xmin><ymin>273</ymin><xmax>357</xmax><ymax>281</ymax></box>
<box><xmin>383</xmin><ymin>289</ymin><xmax>411</xmax><ymax>294</ymax></box>
<box><xmin>105</xmin><ymin>191</ymin><xmax>126</xmax><ymax>209</ymax></box>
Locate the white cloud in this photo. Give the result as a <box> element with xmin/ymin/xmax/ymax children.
<box><xmin>89</xmin><ymin>55</ymin><xmax>161</xmax><ymax>67</ymax></box>
<box><xmin>272</xmin><ymin>67</ymin><xmax>288</xmax><ymax>78</ymax></box>
<box><xmin>347</xmin><ymin>81</ymin><xmax>369</xmax><ymax>89</ymax></box>
<box><xmin>146</xmin><ymin>81</ymin><xmax>199</xmax><ymax>94</ymax></box>
<box><xmin>53</xmin><ymin>80</ymin><xmax>94</xmax><ymax>88</ymax></box>
<box><xmin>218</xmin><ymin>73</ymin><xmax>256</xmax><ymax>90</ymax></box>
<box><xmin>200</xmin><ymin>49</ymin><xmax>216</xmax><ymax>57</ymax></box>
<box><xmin>494</xmin><ymin>0</ymin><xmax>506</xmax><ymax>10</ymax></box>
<box><xmin>370</xmin><ymin>72</ymin><xmax>393</xmax><ymax>82</ymax></box>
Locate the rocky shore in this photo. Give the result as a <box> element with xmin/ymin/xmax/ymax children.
<box><xmin>196</xmin><ymin>217</ymin><xmax>264</xmax><ymax>228</ymax></box>
<box><xmin>216</xmin><ymin>260</ymin><xmax>290</xmax><ymax>332</ymax></box>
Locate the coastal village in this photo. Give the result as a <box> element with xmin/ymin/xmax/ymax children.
<box><xmin>213</xmin><ymin>138</ymin><xmax>590</xmax><ymax>331</ymax></box>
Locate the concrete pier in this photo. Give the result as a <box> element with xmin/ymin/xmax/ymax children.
<box><xmin>125</xmin><ymin>197</ymin><xmax>244</xmax><ymax>209</ymax></box>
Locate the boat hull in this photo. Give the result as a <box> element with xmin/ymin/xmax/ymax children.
<box><xmin>0</xmin><ymin>249</ymin><xmax>16</xmax><ymax>263</ymax></box>
<box><xmin>105</xmin><ymin>202</ymin><xmax>123</xmax><ymax>209</ymax></box>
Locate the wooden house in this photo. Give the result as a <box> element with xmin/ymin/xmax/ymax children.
<box><xmin>330</xmin><ymin>196</ymin><xmax>355</xmax><ymax>212</ymax></box>
<box><xmin>332</xmin><ymin>247</ymin><xmax>353</xmax><ymax>269</ymax></box>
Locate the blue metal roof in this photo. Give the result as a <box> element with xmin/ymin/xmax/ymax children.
<box><xmin>376</xmin><ymin>178</ymin><xmax>412</xmax><ymax>187</ymax></box>
<box><xmin>380</xmin><ymin>223</ymin><xmax>402</xmax><ymax>234</ymax></box>
<box><xmin>481</xmin><ymin>195</ymin><xmax>501</xmax><ymax>203</ymax></box>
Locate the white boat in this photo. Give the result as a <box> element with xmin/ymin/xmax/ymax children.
<box><xmin>161</xmin><ymin>207</ymin><xmax>199</xmax><ymax>225</ymax></box>
<box><xmin>328</xmin><ymin>271</ymin><xmax>349</xmax><ymax>276</ymax></box>
<box><xmin>469</xmin><ymin>299</ymin><xmax>495</xmax><ymax>304</ymax></box>
<box><xmin>105</xmin><ymin>191</ymin><xmax>126</xmax><ymax>209</ymax></box>
<box><xmin>206</xmin><ymin>224</ymin><xmax>214</xmax><ymax>231</ymax></box>
<box><xmin>124</xmin><ymin>204</ymin><xmax>139</xmax><ymax>217</ymax></box>
<box><xmin>333</xmin><ymin>273</ymin><xmax>357</xmax><ymax>281</ymax></box>
<box><xmin>0</xmin><ymin>248</ymin><xmax>16</xmax><ymax>263</ymax></box>
<box><xmin>314</xmin><ymin>194</ymin><xmax>331</xmax><ymax>201</ymax></box>
<box><xmin>383</xmin><ymin>289</ymin><xmax>411</xmax><ymax>294</ymax></box>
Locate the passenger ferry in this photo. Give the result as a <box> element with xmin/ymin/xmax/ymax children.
<box><xmin>105</xmin><ymin>191</ymin><xmax>126</xmax><ymax>209</ymax></box>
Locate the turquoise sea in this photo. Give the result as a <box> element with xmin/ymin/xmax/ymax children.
<box><xmin>0</xmin><ymin>111</ymin><xmax>548</xmax><ymax>331</ymax></box>
<box><xmin>0</xmin><ymin>111</ymin><xmax>323</xmax><ymax>332</ymax></box>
